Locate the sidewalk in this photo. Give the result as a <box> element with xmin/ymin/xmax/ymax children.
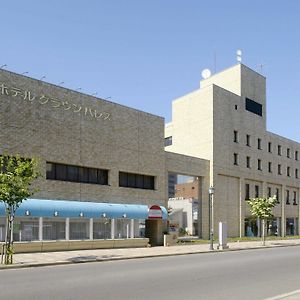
<box><xmin>1</xmin><ymin>238</ymin><xmax>300</xmax><ymax>270</ymax></box>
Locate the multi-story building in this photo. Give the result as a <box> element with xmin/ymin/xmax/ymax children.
<box><xmin>165</xmin><ymin>63</ymin><xmax>300</xmax><ymax>237</ymax></box>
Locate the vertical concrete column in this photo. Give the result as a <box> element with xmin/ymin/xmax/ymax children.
<box><xmin>39</xmin><ymin>217</ymin><xmax>43</xmax><ymax>241</ymax></box>
<box><xmin>130</xmin><ymin>219</ymin><xmax>134</xmax><ymax>238</ymax></box>
<box><xmin>239</xmin><ymin>177</ymin><xmax>245</xmax><ymax>238</ymax></box>
<box><xmin>262</xmin><ymin>181</ymin><xmax>267</xmax><ymax>198</ymax></box>
<box><xmin>281</xmin><ymin>185</ymin><xmax>286</xmax><ymax>237</ymax></box>
<box><xmin>89</xmin><ymin>218</ymin><xmax>93</xmax><ymax>240</ymax></box>
<box><xmin>111</xmin><ymin>219</ymin><xmax>115</xmax><ymax>239</ymax></box>
<box><xmin>65</xmin><ymin>218</ymin><xmax>70</xmax><ymax>240</ymax></box>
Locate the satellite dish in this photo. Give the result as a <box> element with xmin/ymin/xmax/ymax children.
<box><xmin>201</xmin><ymin>69</ymin><xmax>211</xmax><ymax>79</ymax></box>
<box><xmin>236</xmin><ymin>49</ymin><xmax>242</xmax><ymax>56</ymax></box>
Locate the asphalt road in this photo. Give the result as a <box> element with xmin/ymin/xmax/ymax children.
<box><xmin>2</xmin><ymin>247</ymin><xmax>300</xmax><ymax>300</ymax></box>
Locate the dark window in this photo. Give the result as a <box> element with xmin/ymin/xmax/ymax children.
<box><xmin>278</xmin><ymin>145</ymin><xmax>282</xmax><ymax>156</ymax></box>
<box><xmin>235</xmin><ymin>105</ymin><xmax>238</xmax><ymax>110</ymax></box>
<box><xmin>245</xmin><ymin>184</ymin><xmax>250</xmax><ymax>200</ymax></box>
<box><xmin>286</xmin><ymin>190</ymin><xmax>290</xmax><ymax>205</ymax></box>
<box><xmin>278</xmin><ymin>164</ymin><xmax>282</xmax><ymax>175</ymax></box>
<box><xmin>268</xmin><ymin>162</ymin><xmax>272</xmax><ymax>173</ymax></box>
<box><xmin>255</xmin><ymin>185</ymin><xmax>259</xmax><ymax>198</ymax></box>
<box><xmin>119</xmin><ymin>172</ymin><xmax>155</xmax><ymax>190</ymax></box>
<box><xmin>46</xmin><ymin>162</ymin><xmax>108</xmax><ymax>186</ymax></box>
<box><xmin>165</xmin><ymin>136</ymin><xmax>172</xmax><ymax>147</ymax></box>
<box><xmin>268</xmin><ymin>187</ymin><xmax>272</xmax><ymax>198</ymax></box>
<box><xmin>234</xmin><ymin>153</ymin><xmax>238</xmax><ymax>165</ymax></box>
<box><xmin>293</xmin><ymin>191</ymin><xmax>297</xmax><ymax>205</ymax></box>
<box><xmin>246</xmin><ymin>134</ymin><xmax>251</xmax><ymax>146</ymax></box>
<box><xmin>245</xmin><ymin>98</ymin><xmax>262</xmax><ymax>116</ymax></box>
<box><xmin>234</xmin><ymin>130</ymin><xmax>238</xmax><ymax>143</ymax></box>
<box><xmin>296</xmin><ymin>151</ymin><xmax>298</xmax><ymax>161</ymax></box>
<box><xmin>268</xmin><ymin>142</ymin><xmax>272</xmax><ymax>153</ymax></box>
<box><xmin>246</xmin><ymin>156</ymin><xmax>250</xmax><ymax>168</ymax></box>
<box><xmin>276</xmin><ymin>188</ymin><xmax>280</xmax><ymax>203</ymax></box>
<box><xmin>258</xmin><ymin>159</ymin><xmax>262</xmax><ymax>171</ymax></box>
<box><xmin>296</xmin><ymin>169</ymin><xmax>298</xmax><ymax>179</ymax></box>
<box><xmin>287</xmin><ymin>166</ymin><xmax>291</xmax><ymax>177</ymax></box>
<box><xmin>287</xmin><ymin>148</ymin><xmax>291</xmax><ymax>158</ymax></box>
<box><xmin>258</xmin><ymin>138</ymin><xmax>262</xmax><ymax>150</ymax></box>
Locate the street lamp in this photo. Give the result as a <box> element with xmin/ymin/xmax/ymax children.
<box><xmin>208</xmin><ymin>186</ymin><xmax>215</xmax><ymax>250</ymax></box>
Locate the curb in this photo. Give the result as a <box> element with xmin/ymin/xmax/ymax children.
<box><xmin>1</xmin><ymin>242</ymin><xmax>300</xmax><ymax>271</ymax></box>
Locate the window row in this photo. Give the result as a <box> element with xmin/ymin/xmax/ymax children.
<box><xmin>234</xmin><ymin>154</ymin><xmax>299</xmax><ymax>178</ymax></box>
<box><xmin>245</xmin><ymin>184</ymin><xmax>298</xmax><ymax>205</ymax></box>
<box><xmin>233</xmin><ymin>131</ymin><xmax>299</xmax><ymax>160</ymax></box>
<box><xmin>46</xmin><ymin>162</ymin><xmax>155</xmax><ymax>190</ymax></box>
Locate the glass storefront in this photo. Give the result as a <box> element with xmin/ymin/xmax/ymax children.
<box><xmin>286</xmin><ymin>218</ymin><xmax>298</xmax><ymax>236</ymax></box>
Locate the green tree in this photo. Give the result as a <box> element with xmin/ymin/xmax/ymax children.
<box><xmin>246</xmin><ymin>196</ymin><xmax>278</xmax><ymax>246</ymax></box>
<box><xmin>0</xmin><ymin>155</ymin><xmax>40</xmax><ymax>264</ymax></box>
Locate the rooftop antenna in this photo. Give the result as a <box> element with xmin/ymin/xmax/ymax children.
<box><xmin>257</xmin><ymin>63</ymin><xmax>266</xmax><ymax>74</ymax></box>
<box><xmin>40</xmin><ymin>75</ymin><xmax>46</xmax><ymax>81</ymax></box>
<box><xmin>236</xmin><ymin>49</ymin><xmax>242</xmax><ymax>63</ymax></box>
<box><xmin>21</xmin><ymin>71</ymin><xmax>28</xmax><ymax>75</ymax></box>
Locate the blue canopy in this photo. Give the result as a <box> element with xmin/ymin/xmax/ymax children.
<box><xmin>0</xmin><ymin>199</ymin><xmax>167</xmax><ymax>220</ymax></box>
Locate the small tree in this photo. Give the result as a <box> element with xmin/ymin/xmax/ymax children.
<box><xmin>246</xmin><ymin>196</ymin><xmax>278</xmax><ymax>246</ymax></box>
<box><xmin>0</xmin><ymin>155</ymin><xmax>40</xmax><ymax>264</ymax></box>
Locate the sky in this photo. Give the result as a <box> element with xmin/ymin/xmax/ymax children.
<box><xmin>1</xmin><ymin>1</ymin><xmax>300</xmax><ymax>141</ymax></box>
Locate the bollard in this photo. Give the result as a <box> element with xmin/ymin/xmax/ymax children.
<box><xmin>218</xmin><ymin>222</ymin><xmax>229</xmax><ymax>250</ymax></box>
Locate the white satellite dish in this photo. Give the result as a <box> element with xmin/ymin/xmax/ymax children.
<box><xmin>201</xmin><ymin>69</ymin><xmax>211</xmax><ymax>79</ymax></box>
<box><xmin>236</xmin><ymin>49</ymin><xmax>242</xmax><ymax>56</ymax></box>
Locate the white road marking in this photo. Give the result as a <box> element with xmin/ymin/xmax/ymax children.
<box><xmin>264</xmin><ymin>289</ymin><xmax>300</xmax><ymax>300</ymax></box>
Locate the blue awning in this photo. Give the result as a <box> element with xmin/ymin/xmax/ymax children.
<box><xmin>0</xmin><ymin>199</ymin><xmax>167</xmax><ymax>220</ymax></box>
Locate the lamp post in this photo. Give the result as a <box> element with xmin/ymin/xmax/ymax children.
<box><xmin>208</xmin><ymin>186</ymin><xmax>215</xmax><ymax>250</ymax></box>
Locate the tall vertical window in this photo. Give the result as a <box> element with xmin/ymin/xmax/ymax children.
<box><xmin>258</xmin><ymin>159</ymin><xmax>262</xmax><ymax>171</ymax></box>
<box><xmin>287</xmin><ymin>148</ymin><xmax>291</xmax><ymax>158</ymax></box>
<box><xmin>278</xmin><ymin>145</ymin><xmax>282</xmax><ymax>156</ymax></box>
<box><xmin>293</xmin><ymin>191</ymin><xmax>297</xmax><ymax>205</ymax></box>
<box><xmin>287</xmin><ymin>166</ymin><xmax>291</xmax><ymax>177</ymax></box>
<box><xmin>268</xmin><ymin>187</ymin><xmax>272</xmax><ymax>198</ymax></box>
<box><xmin>295</xmin><ymin>151</ymin><xmax>298</xmax><ymax>161</ymax></box>
<box><xmin>245</xmin><ymin>184</ymin><xmax>250</xmax><ymax>200</ymax></box>
<box><xmin>246</xmin><ymin>156</ymin><xmax>251</xmax><ymax>168</ymax></box>
<box><xmin>255</xmin><ymin>185</ymin><xmax>259</xmax><ymax>198</ymax></box>
<box><xmin>246</xmin><ymin>134</ymin><xmax>251</xmax><ymax>146</ymax></box>
<box><xmin>268</xmin><ymin>142</ymin><xmax>272</xmax><ymax>153</ymax></box>
<box><xmin>278</xmin><ymin>164</ymin><xmax>282</xmax><ymax>175</ymax></box>
<box><xmin>296</xmin><ymin>169</ymin><xmax>298</xmax><ymax>179</ymax></box>
<box><xmin>276</xmin><ymin>188</ymin><xmax>280</xmax><ymax>203</ymax></box>
<box><xmin>234</xmin><ymin>153</ymin><xmax>238</xmax><ymax>165</ymax></box>
<box><xmin>257</xmin><ymin>138</ymin><xmax>262</xmax><ymax>150</ymax></box>
<box><xmin>234</xmin><ymin>130</ymin><xmax>238</xmax><ymax>143</ymax></box>
<box><xmin>268</xmin><ymin>162</ymin><xmax>272</xmax><ymax>173</ymax></box>
<box><xmin>286</xmin><ymin>190</ymin><xmax>290</xmax><ymax>205</ymax></box>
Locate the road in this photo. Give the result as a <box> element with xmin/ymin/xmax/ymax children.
<box><xmin>1</xmin><ymin>247</ymin><xmax>300</xmax><ymax>300</ymax></box>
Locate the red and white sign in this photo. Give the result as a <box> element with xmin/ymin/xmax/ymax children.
<box><xmin>148</xmin><ymin>205</ymin><xmax>163</xmax><ymax>219</ymax></box>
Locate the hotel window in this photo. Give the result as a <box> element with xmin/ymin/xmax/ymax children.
<box><xmin>286</xmin><ymin>190</ymin><xmax>290</xmax><ymax>205</ymax></box>
<box><xmin>268</xmin><ymin>142</ymin><xmax>272</xmax><ymax>153</ymax></box>
<box><xmin>255</xmin><ymin>185</ymin><xmax>259</xmax><ymax>198</ymax></box>
<box><xmin>296</xmin><ymin>169</ymin><xmax>298</xmax><ymax>179</ymax></box>
<box><xmin>295</xmin><ymin>151</ymin><xmax>299</xmax><ymax>161</ymax></box>
<box><xmin>165</xmin><ymin>136</ymin><xmax>172</xmax><ymax>147</ymax></box>
<box><xmin>276</xmin><ymin>188</ymin><xmax>280</xmax><ymax>203</ymax></box>
<box><xmin>119</xmin><ymin>172</ymin><xmax>155</xmax><ymax>190</ymax></box>
<box><xmin>278</xmin><ymin>164</ymin><xmax>282</xmax><ymax>175</ymax></box>
<box><xmin>245</xmin><ymin>98</ymin><xmax>263</xmax><ymax>117</ymax></box>
<box><xmin>46</xmin><ymin>162</ymin><xmax>108</xmax><ymax>185</ymax></box>
<box><xmin>268</xmin><ymin>187</ymin><xmax>272</xmax><ymax>198</ymax></box>
<box><xmin>245</xmin><ymin>184</ymin><xmax>250</xmax><ymax>200</ymax></box>
<box><xmin>234</xmin><ymin>130</ymin><xmax>238</xmax><ymax>143</ymax></box>
<box><xmin>293</xmin><ymin>191</ymin><xmax>297</xmax><ymax>205</ymax></box>
<box><xmin>287</xmin><ymin>166</ymin><xmax>291</xmax><ymax>177</ymax></box>
<box><xmin>246</xmin><ymin>156</ymin><xmax>251</xmax><ymax>168</ymax></box>
<box><xmin>258</xmin><ymin>159</ymin><xmax>262</xmax><ymax>171</ymax></box>
<box><xmin>287</xmin><ymin>148</ymin><xmax>291</xmax><ymax>158</ymax></box>
<box><xmin>246</xmin><ymin>134</ymin><xmax>251</xmax><ymax>146</ymax></box>
<box><xmin>257</xmin><ymin>138</ymin><xmax>262</xmax><ymax>150</ymax></box>
<box><xmin>268</xmin><ymin>162</ymin><xmax>272</xmax><ymax>173</ymax></box>
<box><xmin>234</xmin><ymin>153</ymin><xmax>239</xmax><ymax>165</ymax></box>
<box><xmin>278</xmin><ymin>145</ymin><xmax>282</xmax><ymax>156</ymax></box>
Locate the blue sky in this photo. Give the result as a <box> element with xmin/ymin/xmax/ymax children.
<box><xmin>1</xmin><ymin>1</ymin><xmax>300</xmax><ymax>141</ymax></box>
